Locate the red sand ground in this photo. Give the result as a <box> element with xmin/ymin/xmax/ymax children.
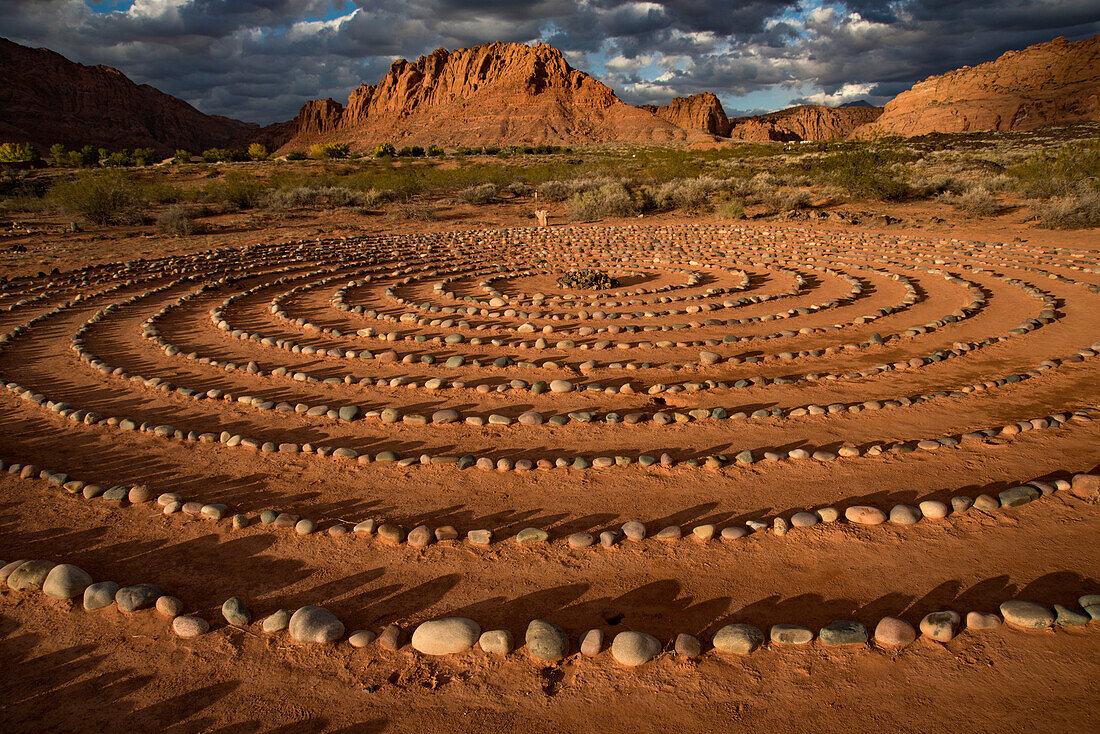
<box><xmin>0</xmin><ymin>199</ymin><xmax>1097</xmax><ymax>732</ymax></box>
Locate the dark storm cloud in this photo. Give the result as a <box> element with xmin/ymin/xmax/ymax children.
<box><xmin>1</xmin><ymin>0</ymin><xmax>1097</xmax><ymax>123</ymax></box>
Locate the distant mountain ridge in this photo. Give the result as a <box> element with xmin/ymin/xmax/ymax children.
<box><xmin>1</xmin><ymin>33</ymin><xmax>1097</xmax><ymax>154</ymax></box>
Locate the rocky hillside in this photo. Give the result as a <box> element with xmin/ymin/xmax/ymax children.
<box><xmin>281</xmin><ymin>42</ymin><xmax>713</xmax><ymax>150</ymax></box>
<box><xmin>727</xmin><ymin>105</ymin><xmax>883</xmax><ymax>142</ymax></box>
<box><xmin>639</xmin><ymin>93</ymin><xmax>731</xmax><ymax>136</ymax></box>
<box><xmin>0</xmin><ymin>37</ymin><xmax>267</xmax><ymax>154</ymax></box>
<box><xmin>855</xmin><ymin>35</ymin><xmax>1100</xmax><ymax>137</ymax></box>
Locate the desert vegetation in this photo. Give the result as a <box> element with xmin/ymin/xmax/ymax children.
<box><xmin>1</xmin><ymin>126</ymin><xmax>1098</xmax><ymax>230</ymax></box>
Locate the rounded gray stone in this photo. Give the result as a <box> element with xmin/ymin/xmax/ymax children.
<box><xmin>42</xmin><ymin>564</ymin><xmax>93</xmax><ymax>599</ymax></box>
<box><xmin>712</xmin><ymin>624</ymin><xmax>764</xmax><ymax>655</ymax></box>
<box><xmin>83</xmin><ymin>581</ymin><xmax>120</xmax><ymax>610</ymax></box>
<box><xmin>411</xmin><ymin>617</ymin><xmax>481</xmax><ymax>655</ymax></box>
<box><xmin>7</xmin><ymin>560</ymin><xmax>57</xmax><ymax>591</ymax></box>
<box><xmin>769</xmin><ymin>624</ymin><xmax>814</xmax><ymax>645</ymax></box>
<box><xmin>889</xmin><ymin>504</ymin><xmax>921</xmax><ymax>525</ymax></box>
<box><xmin>999</xmin><ymin>600</ymin><xmax>1054</xmax><ymax>629</ymax></box>
<box><xmin>525</xmin><ymin>619</ymin><xmax>568</xmax><ymax>661</ymax></box>
<box><xmin>819</xmin><ymin>620</ymin><xmax>868</xmax><ymax>645</ymax></box>
<box><xmin>611</xmin><ymin>631</ymin><xmax>662</xmax><ymax>666</ymax></box>
<box><xmin>478</xmin><ymin>629</ymin><xmax>514</xmax><ymax>655</ymax></box>
<box><xmin>115</xmin><ymin>583</ymin><xmax>164</xmax><ymax>612</ymax></box>
<box><xmin>173</xmin><ymin>615</ymin><xmax>210</xmax><ymax>638</ymax></box>
<box><xmin>289</xmin><ymin>605</ymin><xmax>345</xmax><ymax>643</ymax></box>
<box><xmin>222</xmin><ymin>596</ymin><xmax>252</xmax><ymax>626</ymax></box>
<box><xmin>263</xmin><ymin>609</ymin><xmax>291</xmax><ymax>633</ymax></box>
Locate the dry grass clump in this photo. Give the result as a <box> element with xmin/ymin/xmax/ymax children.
<box><xmin>156</xmin><ymin>205</ymin><xmax>206</xmax><ymax>236</ymax></box>
<box><xmin>1031</xmin><ymin>192</ymin><xmax>1100</xmax><ymax>229</ymax></box>
<box><xmin>458</xmin><ymin>183</ymin><xmax>498</xmax><ymax>205</ymax></box>
<box><xmin>939</xmin><ymin>186</ymin><xmax>1001</xmax><ymax>216</ymax></box>
<box><xmin>386</xmin><ymin>199</ymin><xmax>438</xmax><ymax>221</ymax></box>
<box><xmin>760</xmin><ymin>188</ymin><xmax>813</xmax><ymax>213</ymax></box>
<box><xmin>644</xmin><ymin>176</ymin><xmax>727</xmax><ymax>212</ymax></box>
<box><xmin>567</xmin><ymin>182</ymin><xmax>637</xmax><ymax>221</ymax></box>
<box><xmin>261</xmin><ymin>186</ymin><xmax>368</xmax><ymax>210</ymax></box>
<box><xmin>49</xmin><ymin>169</ymin><xmax>167</xmax><ymax>224</ymax></box>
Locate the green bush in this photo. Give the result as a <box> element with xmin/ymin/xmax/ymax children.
<box><xmin>50</xmin><ymin>169</ymin><xmax>148</xmax><ymax>224</ymax></box>
<box><xmin>78</xmin><ymin>146</ymin><xmax>100</xmax><ymax>167</ymax></box>
<box><xmin>0</xmin><ymin>142</ymin><xmax>40</xmax><ymax>163</ymax></box>
<box><xmin>285</xmin><ymin>150</ymin><xmax>307</xmax><ymax>161</ymax></box>
<box><xmin>398</xmin><ymin>145</ymin><xmax>425</xmax><ymax>157</ymax></box>
<box><xmin>101</xmin><ymin>150</ymin><xmax>133</xmax><ymax>167</ymax></box>
<box><xmin>173</xmin><ymin>149</ymin><xmax>192</xmax><ymax>164</ymax></box>
<box><xmin>229</xmin><ymin>149</ymin><xmax>250</xmax><ymax>162</ymax></box>
<box><xmin>202</xmin><ymin>172</ymin><xmax>263</xmax><ymax>209</ymax></box>
<box><xmin>458</xmin><ymin>183</ymin><xmax>497</xmax><ymax>205</ymax></box>
<box><xmin>49</xmin><ymin>144</ymin><xmax>69</xmax><ymax>166</ymax></box>
<box><xmin>133</xmin><ymin>148</ymin><xmax>159</xmax><ymax>166</ymax></box>
<box><xmin>248</xmin><ymin>143</ymin><xmax>268</xmax><ymax>161</ymax></box>
<box><xmin>202</xmin><ymin>148</ymin><xmax>232</xmax><ymax>163</ymax></box>
<box><xmin>372</xmin><ymin>143</ymin><xmax>396</xmax><ymax>158</ymax></box>
<box><xmin>809</xmin><ymin>147</ymin><xmax>911</xmax><ymax>201</ymax></box>
<box><xmin>308</xmin><ymin>142</ymin><xmax>350</xmax><ymax>159</ymax></box>
<box><xmin>1031</xmin><ymin>192</ymin><xmax>1100</xmax><ymax>229</ymax></box>
<box><xmin>567</xmin><ymin>182</ymin><xmax>638</xmax><ymax>221</ymax></box>
<box><xmin>1009</xmin><ymin>142</ymin><xmax>1100</xmax><ymax>198</ymax></box>
<box><xmin>426</xmin><ymin>144</ymin><xmax>444</xmax><ymax>157</ymax></box>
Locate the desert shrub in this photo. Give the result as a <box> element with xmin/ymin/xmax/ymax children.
<box><xmin>49</xmin><ymin>144</ymin><xmax>69</xmax><ymax>166</ymax></box>
<box><xmin>262</xmin><ymin>186</ymin><xmax>367</xmax><ymax>209</ymax></box>
<box><xmin>285</xmin><ymin>150</ymin><xmax>307</xmax><ymax>161</ymax></box>
<box><xmin>50</xmin><ymin>169</ymin><xmax>148</xmax><ymax>224</ymax></box>
<box><xmin>912</xmin><ymin>175</ymin><xmax>966</xmax><ymax>197</ymax></box>
<box><xmin>310</xmin><ymin>142</ymin><xmax>350</xmax><ymax>160</ymax></box>
<box><xmin>362</xmin><ymin>188</ymin><xmax>398</xmax><ymax>208</ymax></box>
<box><xmin>814</xmin><ymin>148</ymin><xmax>911</xmax><ymax>201</ymax></box>
<box><xmin>229</xmin><ymin>149</ymin><xmax>250</xmax><ymax>162</ymax></box>
<box><xmin>202</xmin><ymin>148</ymin><xmax>233</xmax><ymax>163</ymax></box>
<box><xmin>941</xmin><ymin>186</ymin><xmax>999</xmax><ymax>216</ymax></box>
<box><xmin>1009</xmin><ymin>143</ymin><xmax>1100</xmax><ymax>198</ymax></box>
<box><xmin>648</xmin><ymin>176</ymin><xmax>726</xmax><ymax>212</ymax></box>
<box><xmin>567</xmin><ymin>182</ymin><xmax>637</xmax><ymax>221</ymax></box>
<box><xmin>714</xmin><ymin>200</ymin><xmax>745</xmax><ymax>219</ymax></box>
<box><xmin>762</xmin><ymin>188</ymin><xmax>813</xmax><ymax>212</ymax></box>
<box><xmin>202</xmin><ymin>172</ymin><xmax>263</xmax><ymax>209</ymax></box>
<box><xmin>173</xmin><ymin>149</ymin><xmax>192</xmax><ymax>164</ymax></box>
<box><xmin>248</xmin><ymin>143</ymin><xmax>268</xmax><ymax>161</ymax></box>
<box><xmin>372</xmin><ymin>143</ymin><xmax>396</xmax><ymax>158</ymax></box>
<box><xmin>507</xmin><ymin>181</ymin><xmax>533</xmax><ymax>197</ymax></box>
<box><xmin>132</xmin><ymin>148</ymin><xmax>159</xmax><ymax>166</ymax></box>
<box><xmin>78</xmin><ymin>145</ymin><xmax>101</xmax><ymax>167</ymax></box>
<box><xmin>386</xmin><ymin>199</ymin><xmax>437</xmax><ymax>220</ymax></box>
<box><xmin>1031</xmin><ymin>192</ymin><xmax>1100</xmax><ymax>229</ymax></box>
<box><xmin>398</xmin><ymin>145</ymin><xmax>425</xmax><ymax>157</ymax></box>
<box><xmin>536</xmin><ymin>180</ymin><xmax>573</xmax><ymax>201</ymax></box>
<box><xmin>458</xmin><ymin>183</ymin><xmax>497</xmax><ymax>205</ymax></box>
<box><xmin>0</xmin><ymin>142</ymin><xmax>40</xmax><ymax>163</ymax></box>
<box><xmin>426</xmin><ymin>145</ymin><xmax>444</xmax><ymax>157</ymax></box>
<box><xmin>156</xmin><ymin>205</ymin><xmax>205</xmax><ymax>235</ymax></box>
<box><xmin>101</xmin><ymin>150</ymin><xmax>133</xmax><ymax>167</ymax></box>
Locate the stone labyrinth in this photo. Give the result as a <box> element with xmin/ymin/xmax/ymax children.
<box><xmin>1</xmin><ymin>223</ymin><xmax>1098</xmax><ymax>668</ymax></box>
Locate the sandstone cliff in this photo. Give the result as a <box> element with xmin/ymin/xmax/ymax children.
<box><xmin>726</xmin><ymin>105</ymin><xmax>883</xmax><ymax>142</ymax></box>
<box><xmin>639</xmin><ymin>93</ymin><xmax>732</xmax><ymax>136</ymax></box>
<box><xmin>281</xmin><ymin>42</ymin><xmax>713</xmax><ymax>150</ymax></box>
<box><xmin>0</xmin><ymin>37</ymin><xmax>276</xmax><ymax>154</ymax></box>
<box><xmin>855</xmin><ymin>35</ymin><xmax>1100</xmax><ymax>138</ymax></box>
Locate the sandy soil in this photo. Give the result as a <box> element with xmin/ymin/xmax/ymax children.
<box><xmin>0</xmin><ymin>197</ymin><xmax>1097</xmax><ymax>732</ymax></box>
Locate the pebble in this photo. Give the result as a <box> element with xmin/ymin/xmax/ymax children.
<box><xmin>127</xmin><ymin>485</ymin><xmax>152</xmax><ymax>503</ymax></box>
<box><xmin>42</xmin><ymin>564</ymin><xmax>93</xmax><ymax>599</ymax></box>
<box><xmin>232</xmin><ymin>514</ymin><xmax>249</xmax><ymax>530</ymax></box>
<box><xmin>611</xmin><ymin>631</ymin><xmax>662</xmax><ymax>666</ymax></box>
<box><xmin>951</xmin><ymin>496</ymin><xmax>974</xmax><ymax>513</ymax></box>
<box><xmin>580</xmin><ymin>629</ymin><xmax>604</xmax><ymax>656</ymax></box>
<box><xmin>260</xmin><ymin>510</ymin><xmax>279</xmax><ymax>524</ymax></box>
<box><xmin>289</xmin><ymin>605</ymin><xmax>345</xmax><ymax>644</ymax></box>
<box><xmin>378</xmin><ymin>623</ymin><xmax>403</xmax><ymax>650</ymax></box>
<box><xmin>568</xmin><ymin>532</ymin><xmax>596</xmax><ymax>549</ymax></box>
<box><xmin>713</xmin><ymin>624</ymin><xmax>764</xmax><ymax>655</ymax></box>
<box><xmin>1053</xmin><ymin>604</ymin><xmax>1090</xmax><ymax>627</ymax></box>
<box><xmin>222</xmin><ymin>596</ymin><xmax>252</xmax><ymax>626</ymax></box>
<box><xmin>377</xmin><ymin>524</ymin><xmax>405</xmax><ymax>544</ymax></box>
<box><xmin>818</xmin><ymin>620</ymin><xmax>868</xmax><ymax>645</ymax></box>
<box><xmin>999</xmin><ymin>600</ymin><xmax>1054</xmax><ymax>629</ymax></box>
<box><xmin>115</xmin><ymin>583</ymin><xmax>164</xmax><ymax>612</ymax></box>
<box><xmin>515</xmin><ymin>528</ymin><xmax>549</xmax><ymax>544</ymax></box>
<box><xmin>769</xmin><ymin>624</ymin><xmax>813</xmax><ymax>645</ymax></box>
<box><xmin>411</xmin><ymin>618</ymin><xmax>481</xmax><ymax>655</ymax></box>
<box><xmin>919</xmin><ymin>611</ymin><xmax>960</xmax><ymax>642</ymax></box>
<box><xmin>966</xmin><ymin>611</ymin><xmax>1002</xmax><ymax>630</ymax></box>
<box><xmin>656</xmin><ymin>525</ymin><xmax>682</xmax><ymax>540</ymax></box>
<box><xmin>407</xmin><ymin>525</ymin><xmax>434</xmax><ymax>547</ymax></box>
<box><xmin>973</xmin><ymin>494</ymin><xmax>999</xmax><ymax>511</ymax></box>
<box><xmin>889</xmin><ymin>505</ymin><xmax>921</xmax><ymax>525</ymax></box>
<box><xmin>790</xmin><ymin>512</ymin><xmax>818</xmax><ymax>528</ymax></box>
<box><xmin>348</xmin><ymin>630</ymin><xmax>377</xmax><ymax>647</ymax></box>
<box><xmin>525</xmin><ymin>619</ymin><xmax>568</xmax><ymax>661</ymax></box>
<box><xmin>1080</xmin><ymin>594</ymin><xmax>1100</xmax><ymax>620</ymax></box>
<box><xmin>262</xmin><ymin>609</ymin><xmax>291</xmax><ymax>633</ymax></box>
<box><xmin>674</xmin><ymin>633</ymin><xmax>701</xmax><ymax>658</ymax></box>
<box><xmin>918</xmin><ymin>500</ymin><xmax>949</xmax><ymax>519</ymax></box>
<box><xmin>7</xmin><ymin>560</ymin><xmax>57</xmax><ymax>591</ymax></box>
<box><xmin>434</xmin><ymin>526</ymin><xmax>459</xmax><ymax>541</ymax></box>
<box><xmin>156</xmin><ymin>595</ymin><xmax>184</xmax><ymax>618</ymax></box>
<box><xmin>599</xmin><ymin>530</ymin><xmax>620</xmax><ymax>547</ymax></box>
<box><xmin>721</xmin><ymin>527</ymin><xmax>747</xmax><ymax>541</ymax></box>
<box><xmin>83</xmin><ymin>581</ymin><xmax>120</xmax><ymax>611</ymax></box>
<box><xmin>173</xmin><ymin>616</ymin><xmax>210</xmax><ymax>638</ymax></box>
<box><xmin>549</xmin><ymin>380</ymin><xmax>574</xmax><ymax>393</ymax></box>
<box><xmin>295</xmin><ymin>519</ymin><xmax>316</xmax><ymax>535</ymax></box>
<box><xmin>353</xmin><ymin>519</ymin><xmax>376</xmax><ymax>534</ymax></box>
<box><xmin>816</xmin><ymin>507</ymin><xmax>839</xmax><ymax>523</ymax></box>
<box><xmin>998</xmin><ymin>485</ymin><xmax>1040</xmax><ymax>508</ymax></box>
<box><xmin>845</xmin><ymin>506</ymin><xmax>887</xmax><ymax>525</ymax></box>
<box><xmin>478</xmin><ymin>629</ymin><xmax>514</xmax><ymax>655</ymax></box>
<box><xmin>874</xmin><ymin>616</ymin><xmax>917</xmax><ymax>646</ymax></box>
<box><xmin>772</xmin><ymin>518</ymin><xmax>788</xmax><ymax>536</ymax></box>
<box><xmin>622</xmin><ymin>521</ymin><xmax>646</xmax><ymax>540</ymax></box>
<box><xmin>467</xmin><ymin>529</ymin><xmax>492</xmax><ymax>545</ymax></box>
